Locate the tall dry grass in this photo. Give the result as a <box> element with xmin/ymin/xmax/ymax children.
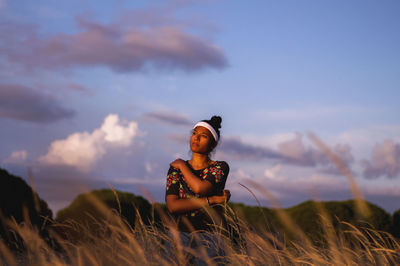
<box><xmin>1</xmin><ymin>134</ymin><xmax>400</xmax><ymax>265</ymax></box>
<box><xmin>1</xmin><ymin>190</ymin><xmax>400</xmax><ymax>265</ymax></box>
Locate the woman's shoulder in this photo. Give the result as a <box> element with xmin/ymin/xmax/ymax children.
<box><xmin>213</xmin><ymin>161</ymin><xmax>229</xmax><ymax>170</ymax></box>
<box><xmin>167</xmin><ymin>166</ymin><xmax>181</xmax><ymax>175</ymax></box>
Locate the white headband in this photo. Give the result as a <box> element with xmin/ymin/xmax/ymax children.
<box><xmin>193</xmin><ymin>121</ymin><xmax>219</xmax><ymax>142</ymax></box>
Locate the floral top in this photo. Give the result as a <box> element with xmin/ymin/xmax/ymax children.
<box><xmin>165</xmin><ymin>160</ymin><xmax>229</xmax><ymax>232</ymax></box>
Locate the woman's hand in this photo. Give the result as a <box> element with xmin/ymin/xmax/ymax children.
<box><xmin>209</xmin><ymin>189</ymin><xmax>231</xmax><ymax>204</ymax></box>
<box><xmin>170</xmin><ymin>158</ymin><xmax>185</xmax><ymax>170</ymax></box>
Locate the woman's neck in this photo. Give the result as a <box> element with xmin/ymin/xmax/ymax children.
<box><xmin>189</xmin><ymin>153</ymin><xmax>211</xmax><ymax>170</ymax></box>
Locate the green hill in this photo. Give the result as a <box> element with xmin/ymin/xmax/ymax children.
<box><xmin>55</xmin><ymin>189</ymin><xmax>153</xmax><ymax>241</ymax></box>
<box><xmin>229</xmin><ymin>199</ymin><xmax>393</xmax><ymax>242</ymax></box>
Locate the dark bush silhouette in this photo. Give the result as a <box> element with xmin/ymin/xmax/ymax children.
<box><xmin>392</xmin><ymin>208</ymin><xmax>400</xmax><ymax>238</ymax></box>
<box><xmin>0</xmin><ymin>168</ymin><xmax>53</xmax><ymax>250</ymax></box>
<box><xmin>55</xmin><ymin>189</ymin><xmax>152</xmax><ymax>241</ymax></box>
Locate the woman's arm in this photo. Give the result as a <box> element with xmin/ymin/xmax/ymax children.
<box><xmin>170</xmin><ymin>159</ymin><xmax>213</xmax><ymax>195</ymax></box>
<box><xmin>166</xmin><ymin>190</ymin><xmax>230</xmax><ymax>214</ymax></box>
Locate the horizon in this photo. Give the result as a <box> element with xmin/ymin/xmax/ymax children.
<box><xmin>1</xmin><ymin>166</ymin><xmax>399</xmax><ymax>216</ymax></box>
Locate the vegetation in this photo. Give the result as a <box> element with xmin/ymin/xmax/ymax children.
<box><xmin>1</xmin><ymin>167</ymin><xmax>400</xmax><ymax>265</ymax></box>
<box><xmin>0</xmin><ymin>192</ymin><xmax>399</xmax><ymax>265</ymax></box>
<box><xmin>55</xmin><ymin>189</ymin><xmax>152</xmax><ymax>242</ymax></box>
<box><xmin>392</xmin><ymin>208</ymin><xmax>400</xmax><ymax>238</ymax></box>
<box><xmin>229</xmin><ymin>200</ymin><xmax>392</xmax><ymax>238</ymax></box>
<box><xmin>0</xmin><ymin>168</ymin><xmax>52</xmax><ymax>251</ymax></box>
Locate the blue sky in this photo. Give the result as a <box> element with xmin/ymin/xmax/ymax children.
<box><xmin>1</xmin><ymin>0</ymin><xmax>400</xmax><ymax>214</ymax></box>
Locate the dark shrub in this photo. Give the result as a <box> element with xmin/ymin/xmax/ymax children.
<box><xmin>0</xmin><ymin>168</ymin><xmax>53</xmax><ymax>250</ymax></box>
<box><xmin>392</xmin><ymin>209</ymin><xmax>400</xmax><ymax>238</ymax></box>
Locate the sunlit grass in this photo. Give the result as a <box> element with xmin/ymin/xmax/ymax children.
<box><xmin>1</xmin><ymin>193</ymin><xmax>400</xmax><ymax>265</ymax></box>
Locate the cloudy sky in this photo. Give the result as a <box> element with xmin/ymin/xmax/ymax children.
<box><xmin>1</xmin><ymin>0</ymin><xmax>400</xmax><ymax>214</ymax></box>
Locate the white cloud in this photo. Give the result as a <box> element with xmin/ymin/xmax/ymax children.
<box><xmin>264</xmin><ymin>164</ymin><xmax>282</xmax><ymax>180</ymax></box>
<box><xmin>101</xmin><ymin>114</ymin><xmax>138</xmax><ymax>145</ymax></box>
<box><xmin>145</xmin><ymin>162</ymin><xmax>153</xmax><ymax>173</ymax></box>
<box><xmin>39</xmin><ymin>114</ymin><xmax>139</xmax><ymax>171</ymax></box>
<box><xmin>2</xmin><ymin>150</ymin><xmax>27</xmax><ymax>164</ymax></box>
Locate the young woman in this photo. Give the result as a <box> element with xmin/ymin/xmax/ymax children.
<box><xmin>165</xmin><ymin>115</ymin><xmax>230</xmax><ymax>233</ymax></box>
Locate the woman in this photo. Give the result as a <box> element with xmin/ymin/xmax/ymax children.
<box><xmin>165</xmin><ymin>116</ymin><xmax>230</xmax><ymax>263</ymax></box>
<box><xmin>165</xmin><ymin>115</ymin><xmax>230</xmax><ymax>232</ymax></box>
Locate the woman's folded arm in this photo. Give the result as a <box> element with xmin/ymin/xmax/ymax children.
<box><xmin>165</xmin><ymin>190</ymin><xmax>230</xmax><ymax>214</ymax></box>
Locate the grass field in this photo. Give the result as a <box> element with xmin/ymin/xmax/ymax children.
<box><xmin>1</xmin><ymin>135</ymin><xmax>399</xmax><ymax>265</ymax></box>
<box><xmin>1</xmin><ymin>189</ymin><xmax>400</xmax><ymax>266</ymax></box>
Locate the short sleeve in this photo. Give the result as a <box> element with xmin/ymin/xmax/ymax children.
<box><xmin>203</xmin><ymin>161</ymin><xmax>229</xmax><ymax>187</ymax></box>
<box><xmin>166</xmin><ymin>166</ymin><xmax>180</xmax><ymax>196</ymax></box>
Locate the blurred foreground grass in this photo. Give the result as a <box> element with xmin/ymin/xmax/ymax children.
<box><xmin>1</xmin><ymin>192</ymin><xmax>400</xmax><ymax>266</ymax></box>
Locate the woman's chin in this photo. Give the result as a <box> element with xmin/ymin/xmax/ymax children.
<box><xmin>190</xmin><ymin>149</ymin><xmax>208</xmax><ymax>155</ymax></box>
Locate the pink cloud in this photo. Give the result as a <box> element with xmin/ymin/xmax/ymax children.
<box><xmin>362</xmin><ymin>139</ymin><xmax>400</xmax><ymax>179</ymax></box>
<box><xmin>142</xmin><ymin>111</ymin><xmax>192</xmax><ymax>126</ymax></box>
<box><xmin>217</xmin><ymin>134</ymin><xmax>354</xmax><ymax>173</ymax></box>
<box><xmin>2</xmin><ymin>150</ymin><xmax>28</xmax><ymax>165</ymax></box>
<box><xmin>1</xmin><ymin>18</ymin><xmax>227</xmax><ymax>73</ymax></box>
<box><xmin>0</xmin><ymin>83</ymin><xmax>75</xmax><ymax>123</ymax></box>
<box><xmin>65</xmin><ymin>83</ymin><xmax>94</xmax><ymax>96</ymax></box>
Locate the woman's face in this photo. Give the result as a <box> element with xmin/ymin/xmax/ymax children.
<box><xmin>190</xmin><ymin>126</ymin><xmax>215</xmax><ymax>154</ymax></box>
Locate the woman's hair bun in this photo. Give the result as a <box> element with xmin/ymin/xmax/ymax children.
<box><xmin>210</xmin><ymin>115</ymin><xmax>222</xmax><ymax>129</ymax></box>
